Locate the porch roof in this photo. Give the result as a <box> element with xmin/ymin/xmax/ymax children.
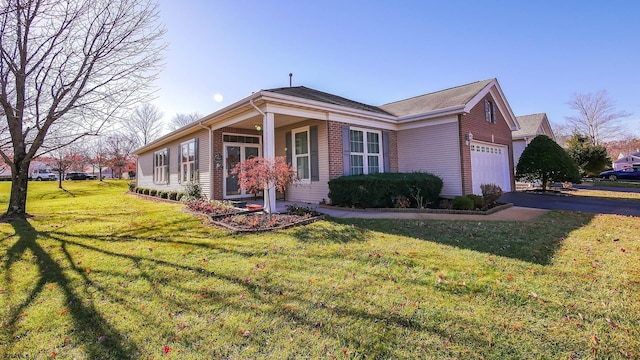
<box><xmin>265</xmin><ymin>86</ymin><xmax>392</xmax><ymax>115</ymax></box>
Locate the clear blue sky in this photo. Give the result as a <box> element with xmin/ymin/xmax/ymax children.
<box><xmin>152</xmin><ymin>0</ymin><xmax>640</xmax><ymax>136</ymax></box>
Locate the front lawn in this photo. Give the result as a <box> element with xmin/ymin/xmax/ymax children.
<box><xmin>1</xmin><ymin>181</ymin><xmax>639</xmax><ymax>359</ymax></box>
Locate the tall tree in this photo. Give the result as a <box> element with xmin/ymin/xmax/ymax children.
<box><xmin>166</xmin><ymin>112</ymin><xmax>202</xmax><ymax>132</ymax></box>
<box><xmin>565</xmin><ymin>90</ymin><xmax>630</xmax><ymax>145</ymax></box>
<box><xmin>0</xmin><ymin>0</ymin><xmax>165</xmax><ymax>221</ymax></box>
<box><xmin>516</xmin><ymin>135</ymin><xmax>581</xmax><ymax>189</ymax></box>
<box><xmin>125</xmin><ymin>103</ymin><xmax>164</xmax><ymax>148</ymax></box>
<box><xmin>566</xmin><ymin>133</ymin><xmax>611</xmax><ymax>177</ymax></box>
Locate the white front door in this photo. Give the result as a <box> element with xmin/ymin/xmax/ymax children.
<box><xmin>470</xmin><ymin>141</ymin><xmax>511</xmax><ymax>195</ymax></box>
<box><xmin>223</xmin><ymin>136</ymin><xmax>261</xmax><ymax>198</ymax></box>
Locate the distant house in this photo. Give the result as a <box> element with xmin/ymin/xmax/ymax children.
<box><xmin>134</xmin><ymin>78</ymin><xmax>521</xmax><ymax>211</ymax></box>
<box><xmin>512</xmin><ymin>113</ymin><xmax>555</xmax><ymax>168</ymax></box>
<box><xmin>613</xmin><ymin>152</ymin><xmax>640</xmax><ymax>170</ymax></box>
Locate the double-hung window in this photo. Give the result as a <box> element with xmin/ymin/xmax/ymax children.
<box><xmin>153</xmin><ymin>148</ymin><xmax>169</xmax><ymax>184</ymax></box>
<box><xmin>292</xmin><ymin>127</ymin><xmax>310</xmax><ymax>183</ymax></box>
<box><xmin>485</xmin><ymin>99</ymin><xmax>497</xmax><ymax>123</ymax></box>
<box><xmin>180</xmin><ymin>139</ymin><xmax>198</xmax><ymax>183</ymax></box>
<box><xmin>349</xmin><ymin>128</ymin><xmax>382</xmax><ymax>175</ymax></box>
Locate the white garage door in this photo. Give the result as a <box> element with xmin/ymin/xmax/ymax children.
<box><xmin>470</xmin><ymin>142</ymin><xmax>511</xmax><ymax>195</ymax></box>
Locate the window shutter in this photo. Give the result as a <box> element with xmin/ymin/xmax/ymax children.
<box><xmin>285</xmin><ymin>131</ymin><xmax>292</xmax><ymax>165</ymax></box>
<box><xmin>342</xmin><ymin>125</ymin><xmax>351</xmax><ymax>176</ymax></box>
<box><xmin>178</xmin><ymin>144</ymin><xmax>182</xmax><ymax>183</ymax></box>
<box><xmin>382</xmin><ymin>131</ymin><xmax>390</xmax><ymax>173</ymax></box>
<box><xmin>484</xmin><ymin>100</ymin><xmax>490</xmax><ymax>122</ymax></box>
<box><xmin>310</xmin><ymin>125</ymin><xmax>319</xmax><ymax>181</ymax></box>
<box><xmin>492</xmin><ymin>102</ymin><xmax>497</xmax><ymax>123</ymax></box>
<box><xmin>165</xmin><ymin>149</ymin><xmax>170</xmax><ymax>184</ymax></box>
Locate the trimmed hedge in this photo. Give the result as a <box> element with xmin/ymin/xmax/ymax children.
<box><xmin>328</xmin><ymin>172</ymin><xmax>443</xmax><ymax>208</ymax></box>
<box><xmin>452</xmin><ymin>196</ymin><xmax>474</xmax><ymax>210</ymax></box>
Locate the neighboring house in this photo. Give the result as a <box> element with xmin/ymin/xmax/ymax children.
<box><xmin>613</xmin><ymin>152</ymin><xmax>640</xmax><ymax>170</ymax></box>
<box><xmin>512</xmin><ymin>113</ymin><xmax>555</xmax><ymax>169</ymax></box>
<box><xmin>134</xmin><ymin>78</ymin><xmax>520</xmax><ymax>211</ymax></box>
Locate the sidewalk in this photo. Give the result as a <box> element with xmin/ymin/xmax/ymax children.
<box><xmin>269</xmin><ymin>201</ymin><xmax>548</xmax><ymax>221</ymax></box>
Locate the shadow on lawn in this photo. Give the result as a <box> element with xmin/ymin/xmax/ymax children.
<box><xmin>2</xmin><ymin>220</ymin><xmax>138</xmax><ymax>359</ymax></box>
<box><xmin>334</xmin><ymin>211</ymin><xmax>596</xmax><ymax>265</ymax></box>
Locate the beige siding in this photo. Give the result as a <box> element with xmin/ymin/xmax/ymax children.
<box><xmin>136</xmin><ymin>129</ymin><xmax>211</xmax><ymax>198</ymax></box>
<box><xmin>397</xmin><ymin>121</ymin><xmax>463</xmax><ymax>197</ymax></box>
<box><xmin>275</xmin><ymin>120</ymin><xmax>330</xmax><ymax>204</ymax></box>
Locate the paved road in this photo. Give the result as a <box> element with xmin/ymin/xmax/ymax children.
<box><xmin>499</xmin><ymin>191</ymin><xmax>640</xmax><ymax>217</ymax></box>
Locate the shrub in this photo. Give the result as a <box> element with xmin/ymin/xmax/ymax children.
<box><xmin>394</xmin><ymin>195</ymin><xmax>411</xmax><ymax>208</ymax></box>
<box><xmin>516</xmin><ymin>134</ymin><xmax>581</xmax><ymax>188</ymax></box>
<box><xmin>465</xmin><ymin>194</ymin><xmax>484</xmax><ymax>209</ymax></box>
<box><xmin>480</xmin><ymin>183</ymin><xmax>503</xmax><ymax>207</ymax></box>
<box><xmin>181</xmin><ymin>182</ymin><xmax>203</xmax><ymax>202</ymax></box>
<box><xmin>452</xmin><ymin>196</ymin><xmax>474</xmax><ymax>210</ymax></box>
<box><xmin>149</xmin><ymin>189</ymin><xmax>157</xmax><ymax>197</ymax></box>
<box><xmin>128</xmin><ymin>181</ymin><xmax>136</xmax><ymax>192</ymax></box>
<box><xmin>168</xmin><ymin>191</ymin><xmax>178</xmax><ymax>201</ymax></box>
<box><xmin>159</xmin><ymin>191</ymin><xmax>168</xmax><ymax>199</ymax></box>
<box><xmin>328</xmin><ymin>172</ymin><xmax>443</xmax><ymax>208</ymax></box>
<box><xmin>143</xmin><ymin>188</ymin><xmax>150</xmax><ymax>195</ymax></box>
<box><xmin>176</xmin><ymin>192</ymin><xmax>185</xmax><ymax>202</ymax></box>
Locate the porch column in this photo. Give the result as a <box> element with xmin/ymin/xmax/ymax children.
<box><xmin>263</xmin><ymin>112</ymin><xmax>276</xmax><ymax>213</ymax></box>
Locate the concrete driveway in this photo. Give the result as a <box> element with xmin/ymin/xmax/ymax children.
<box><xmin>499</xmin><ymin>190</ymin><xmax>640</xmax><ymax>216</ymax></box>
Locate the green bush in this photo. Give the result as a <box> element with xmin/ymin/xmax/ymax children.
<box><xmin>181</xmin><ymin>182</ymin><xmax>203</xmax><ymax>202</ymax></box>
<box><xmin>158</xmin><ymin>191</ymin><xmax>168</xmax><ymax>199</ymax></box>
<box><xmin>143</xmin><ymin>188</ymin><xmax>150</xmax><ymax>195</ymax></box>
<box><xmin>465</xmin><ymin>194</ymin><xmax>483</xmax><ymax>209</ymax></box>
<box><xmin>128</xmin><ymin>181</ymin><xmax>136</xmax><ymax>192</ymax></box>
<box><xmin>328</xmin><ymin>172</ymin><xmax>443</xmax><ymax>208</ymax></box>
<box><xmin>149</xmin><ymin>189</ymin><xmax>157</xmax><ymax>197</ymax></box>
<box><xmin>176</xmin><ymin>192</ymin><xmax>185</xmax><ymax>201</ymax></box>
<box><xmin>168</xmin><ymin>191</ymin><xmax>178</xmax><ymax>201</ymax></box>
<box><xmin>452</xmin><ymin>196</ymin><xmax>474</xmax><ymax>210</ymax></box>
<box><xmin>480</xmin><ymin>183</ymin><xmax>503</xmax><ymax>207</ymax></box>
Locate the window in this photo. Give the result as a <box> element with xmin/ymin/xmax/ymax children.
<box><xmin>180</xmin><ymin>139</ymin><xmax>198</xmax><ymax>183</ymax></box>
<box><xmin>292</xmin><ymin>127</ymin><xmax>310</xmax><ymax>183</ymax></box>
<box><xmin>153</xmin><ymin>148</ymin><xmax>169</xmax><ymax>184</ymax></box>
<box><xmin>349</xmin><ymin>128</ymin><xmax>381</xmax><ymax>175</ymax></box>
<box><xmin>484</xmin><ymin>99</ymin><xmax>497</xmax><ymax>123</ymax></box>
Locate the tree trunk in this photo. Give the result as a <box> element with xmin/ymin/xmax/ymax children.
<box><xmin>2</xmin><ymin>161</ymin><xmax>31</xmax><ymax>221</ymax></box>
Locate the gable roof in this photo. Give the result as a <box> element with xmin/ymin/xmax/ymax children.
<box><xmin>379</xmin><ymin>79</ymin><xmax>495</xmax><ymax>117</ymax></box>
<box><xmin>613</xmin><ymin>152</ymin><xmax>640</xmax><ymax>163</ymax></box>
<box><xmin>513</xmin><ymin>113</ymin><xmax>550</xmax><ymax>139</ymax></box>
<box><xmin>265</xmin><ymin>86</ymin><xmax>391</xmax><ymax>115</ymax></box>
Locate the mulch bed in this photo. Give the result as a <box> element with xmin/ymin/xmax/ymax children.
<box><xmin>211</xmin><ymin>212</ymin><xmax>325</xmax><ymax>234</ymax></box>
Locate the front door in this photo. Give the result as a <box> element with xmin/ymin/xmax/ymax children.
<box><xmin>224</xmin><ymin>137</ymin><xmax>261</xmax><ymax>198</ymax></box>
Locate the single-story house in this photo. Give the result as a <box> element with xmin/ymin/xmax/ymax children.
<box><xmin>512</xmin><ymin>113</ymin><xmax>555</xmax><ymax>168</ymax></box>
<box><xmin>613</xmin><ymin>152</ymin><xmax>640</xmax><ymax>170</ymax></box>
<box><xmin>134</xmin><ymin>78</ymin><xmax>520</xmax><ymax>211</ymax></box>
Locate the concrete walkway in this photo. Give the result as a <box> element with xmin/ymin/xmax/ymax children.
<box><xmin>266</xmin><ymin>200</ymin><xmax>549</xmax><ymax>221</ymax></box>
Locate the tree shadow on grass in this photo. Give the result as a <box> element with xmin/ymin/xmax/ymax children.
<box><xmin>331</xmin><ymin>211</ymin><xmax>595</xmax><ymax>265</ymax></box>
<box><xmin>288</xmin><ymin>221</ymin><xmax>370</xmax><ymax>243</ymax></box>
<box><xmin>2</xmin><ymin>220</ymin><xmax>138</xmax><ymax>359</ymax></box>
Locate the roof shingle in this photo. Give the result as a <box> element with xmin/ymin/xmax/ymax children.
<box><xmin>513</xmin><ymin>113</ymin><xmax>547</xmax><ymax>138</ymax></box>
<box><xmin>265</xmin><ymin>86</ymin><xmax>391</xmax><ymax>115</ymax></box>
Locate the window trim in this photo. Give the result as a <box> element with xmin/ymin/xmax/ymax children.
<box><xmin>349</xmin><ymin>127</ymin><xmax>383</xmax><ymax>175</ymax></box>
<box><xmin>292</xmin><ymin>126</ymin><xmax>311</xmax><ymax>184</ymax></box>
<box><xmin>153</xmin><ymin>148</ymin><xmax>169</xmax><ymax>185</ymax></box>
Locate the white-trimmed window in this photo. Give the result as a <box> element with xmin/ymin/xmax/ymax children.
<box><xmin>485</xmin><ymin>99</ymin><xmax>497</xmax><ymax>123</ymax></box>
<box><xmin>292</xmin><ymin>126</ymin><xmax>310</xmax><ymax>183</ymax></box>
<box><xmin>350</xmin><ymin>128</ymin><xmax>382</xmax><ymax>175</ymax></box>
<box><xmin>180</xmin><ymin>139</ymin><xmax>198</xmax><ymax>183</ymax></box>
<box><xmin>153</xmin><ymin>148</ymin><xmax>169</xmax><ymax>184</ymax></box>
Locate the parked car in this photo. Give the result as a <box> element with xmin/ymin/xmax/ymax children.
<box><xmin>31</xmin><ymin>169</ymin><xmax>58</xmax><ymax>181</ymax></box>
<box><xmin>84</xmin><ymin>173</ymin><xmax>98</xmax><ymax>180</ymax></box>
<box><xmin>65</xmin><ymin>172</ymin><xmax>88</xmax><ymax>180</ymax></box>
<box><xmin>599</xmin><ymin>167</ymin><xmax>640</xmax><ymax>181</ymax></box>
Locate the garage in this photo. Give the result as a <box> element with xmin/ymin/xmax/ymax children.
<box><xmin>470</xmin><ymin>141</ymin><xmax>511</xmax><ymax>195</ymax></box>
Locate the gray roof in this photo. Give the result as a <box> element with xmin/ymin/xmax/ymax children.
<box><xmin>379</xmin><ymin>78</ymin><xmax>495</xmax><ymax>117</ymax></box>
<box><xmin>265</xmin><ymin>86</ymin><xmax>392</xmax><ymax>115</ymax></box>
<box><xmin>513</xmin><ymin>113</ymin><xmax>547</xmax><ymax>138</ymax></box>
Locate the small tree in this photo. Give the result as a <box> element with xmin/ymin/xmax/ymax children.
<box><xmin>566</xmin><ymin>133</ymin><xmax>611</xmax><ymax>176</ymax></box>
<box><xmin>232</xmin><ymin>156</ymin><xmax>297</xmax><ymax>214</ymax></box>
<box><xmin>516</xmin><ymin>135</ymin><xmax>581</xmax><ymax>189</ymax></box>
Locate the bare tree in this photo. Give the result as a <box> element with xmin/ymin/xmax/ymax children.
<box><xmin>565</xmin><ymin>90</ymin><xmax>631</xmax><ymax>145</ymax></box>
<box><xmin>166</xmin><ymin>112</ymin><xmax>202</xmax><ymax>132</ymax></box>
<box><xmin>0</xmin><ymin>0</ymin><xmax>165</xmax><ymax>220</ymax></box>
<box><xmin>104</xmin><ymin>133</ymin><xmax>136</xmax><ymax>179</ymax></box>
<box><xmin>125</xmin><ymin>103</ymin><xmax>164</xmax><ymax>148</ymax></box>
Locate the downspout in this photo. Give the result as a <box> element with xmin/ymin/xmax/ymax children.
<box><xmin>197</xmin><ymin>121</ymin><xmax>213</xmax><ymax>199</ymax></box>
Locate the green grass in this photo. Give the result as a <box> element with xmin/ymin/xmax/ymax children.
<box><xmin>566</xmin><ymin>189</ymin><xmax>640</xmax><ymax>200</ymax></box>
<box><xmin>1</xmin><ymin>181</ymin><xmax>639</xmax><ymax>359</ymax></box>
<box><xmin>592</xmin><ymin>180</ymin><xmax>640</xmax><ymax>189</ymax></box>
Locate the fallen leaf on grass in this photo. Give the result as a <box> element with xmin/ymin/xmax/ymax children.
<box><xmin>590</xmin><ymin>334</ymin><xmax>599</xmax><ymax>345</ymax></box>
<box><xmin>163</xmin><ymin>345</ymin><xmax>171</xmax><ymax>354</ymax></box>
<box><xmin>606</xmin><ymin>318</ymin><xmax>619</xmax><ymax>329</ymax></box>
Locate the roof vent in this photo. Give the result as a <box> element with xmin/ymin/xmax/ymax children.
<box><xmin>289</xmin><ymin>73</ymin><xmax>293</xmax><ymax>87</ymax></box>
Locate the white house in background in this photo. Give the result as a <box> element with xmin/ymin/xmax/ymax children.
<box><xmin>134</xmin><ymin>78</ymin><xmax>521</xmax><ymax>211</ymax></box>
<box><xmin>613</xmin><ymin>152</ymin><xmax>640</xmax><ymax>170</ymax></box>
<box><xmin>512</xmin><ymin>113</ymin><xmax>555</xmax><ymax>168</ymax></box>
